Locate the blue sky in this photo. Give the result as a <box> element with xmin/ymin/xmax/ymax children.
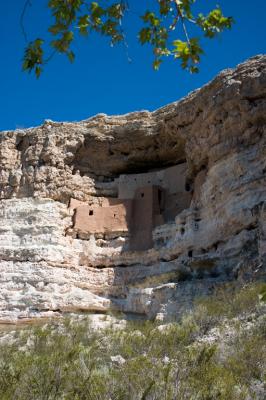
<box><xmin>0</xmin><ymin>0</ymin><xmax>265</xmax><ymax>131</ymax></box>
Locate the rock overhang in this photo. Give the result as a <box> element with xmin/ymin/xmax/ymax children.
<box><xmin>0</xmin><ymin>55</ymin><xmax>265</xmax><ymax>324</ymax></box>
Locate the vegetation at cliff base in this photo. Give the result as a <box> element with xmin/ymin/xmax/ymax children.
<box><xmin>0</xmin><ymin>282</ymin><xmax>265</xmax><ymax>399</ymax></box>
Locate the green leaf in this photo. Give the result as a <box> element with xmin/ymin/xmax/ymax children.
<box><xmin>35</xmin><ymin>66</ymin><xmax>42</xmax><ymax>78</ymax></box>
<box><xmin>107</xmin><ymin>3</ymin><xmax>124</xmax><ymax>19</ymax></box>
<box><xmin>24</xmin><ymin>0</ymin><xmax>235</xmax><ymax>76</ymax></box>
<box><xmin>172</xmin><ymin>37</ymin><xmax>203</xmax><ymax>71</ymax></box>
<box><xmin>173</xmin><ymin>40</ymin><xmax>190</xmax><ymax>55</ymax></box>
<box><xmin>153</xmin><ymin>59</ymin><xmax>162</xmax><ymax>71</ymax></box>
<box><xmin>78</xmin><ymin>15</ymin><xmax>90</xmax><ymax>36</ymax></box>
<box><xmin>190</xmin><ymin>65</ymin><xmax>199</xmax><ymax>73</ymax></box>
<box><xmin>62</xmin><ymin>31</ymin><xmax>74</xmax><ymax>42</ymax></box>
<box><xmin>159</xmin><ymin>0</ymin><xmax>171</xmax><ymax>16</ymax></box>
<box><xmin>178</xmin><ymin>0</ymin><xmax>195</xmax><ymax>20</ymax></box>
<box><xmin>22</xmin><ymin>38</ymin><xmax>44</xmax><ymax>75</ymax></box>
<box><xmin>142</xmin><ymin>11</ymin><xmax>160</xmax><ymax>27</ymax></box>
<box><xmin>139</xmin><ymin>28</ymin><xmax>152</xmax><ymax>45</ymax></box>
<box><xmin>258</xmin><ymin>286</ymin><xmax>266</xmax><ymax>302</ymax></box>
<box><xmin>67</xmin><ymin>51</ymin><xmax>75</xmax><ymax>63</ymax></box>
<box><xmin>196</xmin><ymin>8</ymin><xmax>234</xmax><ymax>38</ymax></box>
<box><xmin>90</xmin><ymin>2</ymin><xmax>105</xmax><ymax>18</ymax></box>
<box><xmin>48</xmin><ymin>23</ymin><xmax>66</xmax><ymax>35</ymax></box>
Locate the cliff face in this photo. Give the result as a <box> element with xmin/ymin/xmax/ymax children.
<box><xmin>0</xmin><ymin>55</ymin><xmax>265</xmax><ymax>324</ymax></box>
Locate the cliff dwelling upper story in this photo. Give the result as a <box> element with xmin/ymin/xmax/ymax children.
<box><xmin>69</xmin><ymin>163</ymin><xmax>204</xmax><ymax>251</ymax></box>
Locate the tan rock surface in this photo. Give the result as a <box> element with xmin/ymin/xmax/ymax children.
<box><xmin>0</xmin><ymin>55</ymin><xmax>265</xmax><ymax>323</ymax></box>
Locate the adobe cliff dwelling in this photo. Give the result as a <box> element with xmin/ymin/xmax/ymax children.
<box><xmin>0</xmin><ymin>55</ymin><xmax>265</xmax><ymax>324</ymax></box>
<box><xmin>70</xmin><ymin>163</ymin><xmax>192</xmax><ymax>251</ymax></box>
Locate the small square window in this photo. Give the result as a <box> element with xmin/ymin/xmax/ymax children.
<box><xmin>89</xmin><ymin>210</ymin><xmax>93</xmax><ymax>216</ymax></box>
<box><xmin>185</xmin><ymin>183</ymin><xmax>191</xmax><ymax>192</ymax></box>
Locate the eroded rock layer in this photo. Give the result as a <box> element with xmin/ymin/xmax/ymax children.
<box><xmin>0</xmin><ymin>55</ymin><xmax>266</xmax><ymax>324</ymax></box>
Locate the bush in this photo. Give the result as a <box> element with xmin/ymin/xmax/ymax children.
<box><xmin>193</xmin><ymin>281</ymin><xmax>266</xmax><ymax>333</ymax></box>
<box><xmin>0</xmin><ymin>282</ymin><xmax>265</xmax><ymax>399</ymax></box>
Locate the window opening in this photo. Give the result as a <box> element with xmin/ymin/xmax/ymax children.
<box><xmin>185</xmin><ymin>182</ymin><xmax>191</xmax><ymax>192</ymax></box>
<box><xmin>158</xmin><ymin>190</ymin><xmax>162</xmax><ymax>204</ymax></box>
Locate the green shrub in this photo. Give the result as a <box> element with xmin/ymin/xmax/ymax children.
<box><xmin>0</xmin><ymin>282</ymin><xmax>265</xmax><ymax>399</ymax></box>
<box><xmin>193</xmin><ymin>281</ymin><xmax>266</xmax><ymax>333</ymax></box>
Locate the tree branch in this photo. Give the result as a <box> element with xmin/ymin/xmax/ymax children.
<box><xmin>20</xmin><ymin>0</ymin><xmax>32</xmax><ymax>42</ymax></box>
<box><xmin>174</xmin><ymin>0</ymin><xmax>190</xmax><ymax>44</ymax></box>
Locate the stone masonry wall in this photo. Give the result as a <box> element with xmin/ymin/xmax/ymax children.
<box><xmin>118</xmin><ymin>163</ymin><xmax>188</xmax><ymax>199</ymax></box>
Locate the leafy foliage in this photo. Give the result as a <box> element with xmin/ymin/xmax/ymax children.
<box><xmin>22</xmin><ymin>38</ymin><xmax>44</xmax><ymax>78</ymax></box>
<box><xmin>0</xmin><ymin>282</ymin><xmax>265</xmax><ymax>399</ymax></box>
<box><xmin>21</xmin><ymin>0</ymin><xmax>234</xmax><ymax>77</ymax></box>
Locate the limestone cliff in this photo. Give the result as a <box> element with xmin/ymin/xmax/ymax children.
<box><xmin>0</xmin><ymin>55</ymin><xmax>265</xmax><ymax>324</ymax></box>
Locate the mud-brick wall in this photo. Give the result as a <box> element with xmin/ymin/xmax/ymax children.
<box><xmin>74</xmin><ymin>201</ymin><xmax>133</xmax><ymax>236</ymax></box>
<box><xmin>130</xmin><ymin>186</ymin><xmax>162</xmax><ymax>251</ymax></box>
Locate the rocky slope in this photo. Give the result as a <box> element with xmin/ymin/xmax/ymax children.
<box><xmin>0</xmin><ymin>55</ymin><xmax>265</xmax><ymax>324</ymax></box>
